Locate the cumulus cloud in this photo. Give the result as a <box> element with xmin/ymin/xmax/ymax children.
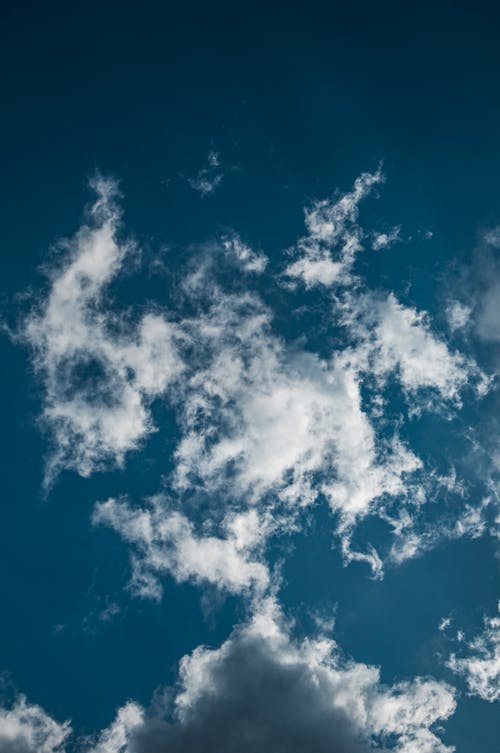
<box><xmin>0</xmin><ymin>695</ymin><xmax>70</xmax><ymax>753</ymax></box>
<box><xmin>188</xmin><ymin>151</ymin><xmax>224</xmax><ymax>197</ymax></box>
<box><xmin>447</xmin><ymin>602</ymin><xmax>500</xmax><ymax>702</ymax></box>
<box><xmin>285</xmin><ymin>169</ymin><xmax>383</xmax><ymax>287</ymax></box>
<box><xmin>21</xmin><ymin>176</ymin><xmax>183</xmax><ymax>485</ymax></box>
<box><xmin>0</xmin><ymin>602</ymin><xmax>458</xmax><ymax>753</ymax></box>
<box><xmin>87</xmin><ymin>599</ymin><xmax>456</xmax><ymax>753</ymax></box>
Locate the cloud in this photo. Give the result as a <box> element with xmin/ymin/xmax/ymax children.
<box><xmin>2</xmin><ymin>604</ymin><xmax>456</xmax><ymax>753</ymax></box>
<box><xmin>0</xmin><ymin>696</ymin><xmax>70</xmax><ymax>753</ymax></box>
<box><xmin>221</xmin><ymin>233</ymin><xmax>268</xmax><ymax>273</ymax></box>
<box><xmin>88</xmin><ymin>598</ymin><xmax>456</xmax><ymax>753</ymax></box>
<box><xmin>445</xmin><ymin>301</ymin><xmax>472</xmax><ymax>332</ymax></box>
<box><xmin>340</xmin><ymin>292</ymin><xmax>477</xmax><ymax>404</ymax></box>
<box><xmin>94</xmin><ymin>271</ymin><xmax>484</xmax><ymax>590</ymax></box>
<box><xmin>21</xmin><ymin>176</ymin><xmax>183</xmax><ymax>485</ymax></box>
<box><xmin>17</xmin><ymin>170</ymin><xmax>488</xmax><ymax>592</ymax></box>
<box><xmin>447</xmin><ymin>602</ymin><xmax>500</xmax><ymax>702</ymax></box>
<box><xmin>93</xmin><ymin>497</ymin><xmax>270</xmax><ymax>600</ymax></box>
<box><xmin>188</xmin><ymin>151</ymin><xmax>224</xmax><ymax>197</ymax></box>
<box><xmin>285</xmin><ymin>169</ymin><xmax>383</xmax><ymax>287</ymax></box>
<box><xmin>371</xmin><ymin>225</ymin><xmax>401</xmax><ymax>251</ymax></box>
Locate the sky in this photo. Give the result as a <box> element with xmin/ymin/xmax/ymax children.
<box><xmin>1</xmin><ymin>2</ymin><xmax>500</xmax><ymax>751</ymax></box>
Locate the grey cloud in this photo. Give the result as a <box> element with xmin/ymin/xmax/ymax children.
<box><xmin>125</xmin><ymin>636</ymin><xmax>376</xmax><ymax>753</ymax></box>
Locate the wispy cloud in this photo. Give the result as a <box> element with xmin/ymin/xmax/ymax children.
<box><xmin>285</xmin><ymin>168</ymin><xmax>383</xmax><ymax>287</ymax></box>
<box><xmin>447</xmin><ymin>603</ymin><xmax>500</xmax><ymax>702</ymax></box>
<box><xmin>93</xmin><ymin>497</ymin><xmax>270</xmax><ymax>600</ymax></box>
<box><xmin>188</xmin><ymin>150</ymin><xmax>225</xmax><ymax>197</ymax></box>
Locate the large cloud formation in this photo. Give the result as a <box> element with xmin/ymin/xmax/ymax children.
<box><xmin>0</xmin><ymin>601</ymin><xmax>457</xmax><ymax>753</ymax></box>
<box><xmin>10</xmin><ymin>169</ymin><xmax>499</xmax><ymax>752</ymax></box>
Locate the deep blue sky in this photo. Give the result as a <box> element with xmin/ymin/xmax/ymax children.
<box><xmin>2</xmin><ymin>3</ymin><xmax>500</xmax><ymax>752</ymax></box>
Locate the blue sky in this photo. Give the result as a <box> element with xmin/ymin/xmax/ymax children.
<box><xmin>1</xmin><ymin>3</ymin><xmax>500</xmax><ymax>752</ymax></box>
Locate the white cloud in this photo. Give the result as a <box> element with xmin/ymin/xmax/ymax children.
<box><xmin>285</xmin><ymin>169</ymin><xmax>383</xmax><ymax>287</ymax></box>
<box><xmin>89</xmin><ymin>598</ymin><xmax>456</xmax><ymax>753</ymax></box>
<box><xmin>340</xmin><ymin>292</ymin><xmax>474</xmax><ymax>404</ymax></box>
<box><xmin>21</xmin><ymin>176</ymin><xmax>183</xmax><ymax>485</ymax></box>
<box><xmin>386</xmin><ymin>497</ymin><xmax>492</xmax><ymax>567</ymax></box>
<box><xmin>371</xmin><ymin>225</ymin><xmax>401</xmax><ymax>250</ymax></box>
<box><xmin>95</xmin><ymin>268</ymin><xmax>483</xmax><ymax>588</ymax></box>
<box><xmin>93</xmin><ymin>496</ymin><xmax>270</xmax><ymax>600</ymax></box>
<box><xmin>172</xmin><ymin>289</ymin><xmax>429</xmax><ymax>574</ymax></box>
<box><xmin>188</xmin><ymin>151</ymin><xmax>224</xmax><ymax>197</ymax></box>
<box><xmin>88</xmin><ymin>702</ymin><xmax>145</xmax><ymax>753</ymax></box>
<box><xmin>221</xmin><ymin>233</ymin><xmax>268</xmax><ymax>273</ymax></box>
<box><xmin>447</xmin><ymin>603</ymin><xmax>500</xmax><ymax>702</ymax></box>
<box><xmin>446</xmin><ymin>301</ymin><xmax>472</xmax><ymax>332</ymax></box>
<box><xmin>0</xmin><ymin>695</ymin><xmax>70</xmax><ymax>753</ymax></box>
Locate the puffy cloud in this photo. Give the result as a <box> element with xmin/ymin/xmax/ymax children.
<box><xmin>93</xmin><ymin>496</ymin><xmax>270</xmax><ymax>600</ymax></box>
<box><xmin>89</xmin><ymin>599</ymin><xmax>456</xmax><ymax>753</ymax></box>
<box><xmin>188</xmin><ymin>151</ymin><xmax>224</xmax><ymax>197</ymax></box>
<box><xmin>21</xmin><ymin>176</ymin><xmax>183</xmax><ymax>485</ymax></box>
<box><xmin>0</xmin><ymin>695</ymin><xmax>70</xmax><ymax>753</ymax></box>
<box><xmin>447</xmin><ymin>603</ymin><xmax>500</xmax><ymax>702</ymax></box>
<box><xmin>285</xmin><ymin>169</ymin><xmax>383</xmax><ymax>287</ymax></box>
<box><xmin>89</xmin><ymin>702</ymin><xmax>145</xmax><ymax>753</ymax></box>
<box><xmin>175</xmin><ymin>290</ymin><xmax>421</xmax><ymax>514</ymax></box>
<box><xmin>340</xmin><ymin>292</ymin><xmax>476</xmax><ymax>404</ymax></box>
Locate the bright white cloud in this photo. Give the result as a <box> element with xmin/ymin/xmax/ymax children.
<box><xmin>88</xmin><ymin>702</ymin><xmax>145</xmax><ymax>753</ymax></box>
<box><xmin>341</xmin><ymin>292</ymin><xmax>475</xmax><ymax>404</ymax></box>
<box><xmin>0</xmin><ymin>695</ymin><xmax>70</xmax><ymax>753</ymax></box>
<box><xmin>22</xmin><ymin>176</ymin><xmax>183</xmax><ymax>485</ymax></box>
<box><xmin>221</xmin><ymin>233</ymin><xmax>268</xmax><ymax>273</ymax></box>
<box><xmin>447</xmin><ymin>603</ymin><xmax>500</xmax><ymax>702</ymax></box>
<box><xmin>285</xmin><ymin>169</ymin><xmax>383</xmax><ymax>287</ymax></box>
<box><xmin>93</xmin><ymin>496</ymin><xmax>270</xmax><ymax>600</ymax></box>
<box><xmin>17</xmin><ymin>169</ymin><xmax>490</xmax><ymax>596</ymax></box>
